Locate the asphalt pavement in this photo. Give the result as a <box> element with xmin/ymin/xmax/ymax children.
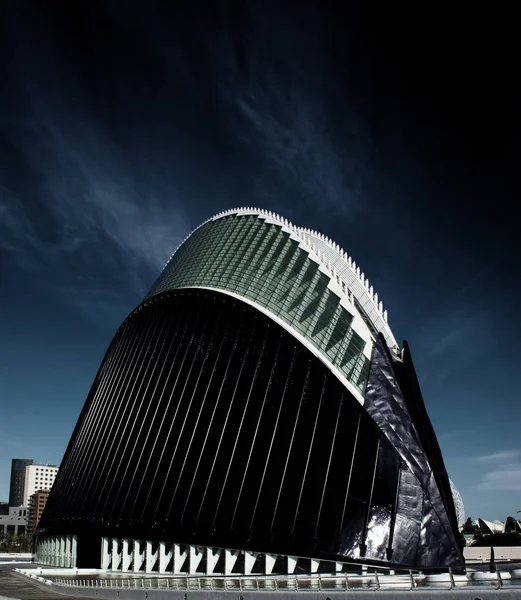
<box><xmin>2</xmin><ymin>560</ymin><xmax>521</xmax><ymax>600</ymax></box>
<box><xmin>0</xmin><ymin>562</ymin><xmax>75</xmax><ymax>600</ymax></box>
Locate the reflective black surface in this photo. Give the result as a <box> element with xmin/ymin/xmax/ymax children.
<box><xmin>38</xmin><ymin>290</ymin><xmax>463</xmax><ymax>569</ymax></box>
<box><xmin>365</xmin><ymin>335</ymin><xmax>463</xmax><ymax>567</ymax></box>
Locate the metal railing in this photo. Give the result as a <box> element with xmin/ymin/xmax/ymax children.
<box><xmin>53</xmin><ymin>574</ymin><xmax>414</xmax><ymax>592</ymax></box>
<box><xmin>50</xmin><ymin>567</ymin><xmax>520</xmax><ymax>592</ymax></box>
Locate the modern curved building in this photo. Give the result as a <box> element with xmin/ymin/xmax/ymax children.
<box><xmin>477</xmin><ymin>517</ymin><xmax>521</xmax><ymax>535</ymax></box>
<box><xmin>36</xmin><ymin>208</ymin><xmax>463</xmax><ymax>572</ymax></box>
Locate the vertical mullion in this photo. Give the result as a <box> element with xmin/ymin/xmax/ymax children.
<box><xmin>314</xmin><ymin>398</ymin><xmax>343</xmax><ymax>539</ymax></box>
<box><xmin>338</xmin><ymin>413</ymin><xmax>361</xmax><ymax>540</ymax></box>
<box><xmin>74</xmin><ymin>313</ymin><xmax>151</xmax><ymax>516</ymax></box>
<box><xmin>108</xmin><ymin>306</ymin><xmax>177</xmax><ymax>519</ymax></box>
<box><xmin>195</xmin><ymin>320</ymin><xmax>255</xmax><ymax>524</ymax></box>
<box><xmin>137</xmin><ymin>296</ymin><xmax>205</xmax><ymax>520</ymax></box>
<box><xmin>152</xmin><ymin>302</ymin><xmax>216</xmax><ymax>520</ymax></box>
<box><xmin>50</xmin><ymin>332</ymin><xmax>126</xmax><ymax>511</ymax></box>
<box><xmin>230</xmin><ymin>338</ymin><xmax>283</xmax><ymax>530</ymax></box>
<box><xmin>88</xmin><ymin>307</ymin><xmax>165</xmax><ymax>519</ymax></box>
<box><xmin>386</xmin><ymin>463</ymin><xmax>402</xmax><ymax>560</ymax></box>
<box><xmin>269</xmin><ymin>359</ymin><xmax>312</xmax><ymax>533</ymax></box>
<box><xmin>182</xmin><ymin>308</ymin><xmax>245</xmax><ymax>524</ymax></box>
<box><xmin>214</xmin><ymin>329</ymin><xmax>269</xmax><ymax>525</ymax></box>
<box><xmin>360</xmin><ymin>438</ymin><xmax>381</xmax><ymax>556</ymax></box>
<box><xmin>143</xmin><ymin>298</ymin><xmax>207</xmax><ymax>521</ymax></box>
<box><xmin>165</xmin><ymin>302</ymin><xmax>228</xmax><ymax>518</ymax></box>
<box><xmin>74</xmin><ymin>315</ymin><xmax>148</xmax><ymax>504</ymax></box>
<box><xmin>248</xmin><ymin>344</ymin><xmax>297</xmax><ymax>531</ymax></box>
<box><xmin>128</xmin><ymin>303</ymin><xmax>192</xmax><ymax>516</ymax></box>
<box><xmin>291</xmin><ymin>376</ymin><xmax>326</xmax><ymax>536</ymax></box>
<box><xmin>57</xmin><ymin>321</ymin><xmax>133</xmax><ymax>499</ymax></box>
<box><xmin>119</xmin><ymin>309</ymin><xmax>185</xmax><ymax>517</ymax></box>
<box><xmin>207</xmin><ymin>329</ymin><xmax>268</xmax><ymax>527</ymax></box>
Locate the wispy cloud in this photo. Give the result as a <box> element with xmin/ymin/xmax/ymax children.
<box><xmin>0</xmin><ymin>120</ymin><xmax>189</xmax><ymax>286</ymax></box>
<box><xmin>437</xmin><ymin>428</ymin><xmax>473</xmax><ymax>441</ymax></box>
<box><xmin>475</xmin><ymin>450</ymin><xmax>521</xmax><ymax>492</ymax></box>
<box><xmin>477</xmin><ymin>450</ymin><xmax>520</xmax><ymax>463</ymax></box>
<box><xmin>209</xmin><ymin>4</ymin><xmax>372</xmax><ymax>218</ymax></box>
<box><xmin>478</xmin><ymin>466</ymin><xmax>521</xmax><ymax>492</ymax></box>
<box><xmin>235</xmin><ymin>90</ymin><xmax>366</xmax><ymax>216</ymax></box>
<box><xmin>415</xmin><ymin>302</ymin><xmax>497</xmax><ymax>386</ymax></box>
<box><xmin>0</xmin><ymin>38</ymin><xmax>191</xmax><ymax>316</ymax></box>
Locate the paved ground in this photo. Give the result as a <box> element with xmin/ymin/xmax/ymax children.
<box><xmin>2</xmin><ymin>560</ymin><xmax>521</xmax><ymax>599</ymax></box>
<box><xmin>0</xmin><ymin>562</ymin><xmax>75</xmax><ymax>600</ymax></box>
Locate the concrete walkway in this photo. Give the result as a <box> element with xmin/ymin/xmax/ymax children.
<box><xmin>4</xmin><ymin>562</ymin><xmax>521</xmax><ymax>600</ymax></box>
<box><xmin>0</xmin><ymin>563</ymin><xmax>74</xmax><ymax>600</ymax></box>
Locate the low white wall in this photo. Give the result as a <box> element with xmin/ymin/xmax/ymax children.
<box><xmin>0</xmin><ymin>552</ymin><xmax>33</xmax><ymax>559</ymax></box>
<box><xmin>464</xmin><ymin>546</ymin><xmax>521</xmax><ymax>561</ymax></box>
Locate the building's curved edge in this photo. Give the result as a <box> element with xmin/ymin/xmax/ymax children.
<box><xmin>179</xmin><ymin>285</ymin><xmax>365</xmax><ymax>404</ymax></box>
<box><xmin>152</xmin><ymin>207</ymin><xmax>398</xmax><ymax>351</ymax></box>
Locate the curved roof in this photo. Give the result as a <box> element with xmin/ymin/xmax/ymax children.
<box><xmin>147</xmin><ymin>208</ymin><xmax>399</xmax><ymax>403</ymax></box>
<box><xmin>505</xmin><ymin>516</ymin><xmax>521</xmax><ymax>533</ymax></box>
<box><xmin>153</xmin><ymin>208</ymin><xmax>398</xmax><ymax>350</ymax></box>
<box><xmin>477</xmin><ymin>518</ymin><xmax>504</xmax><ymax>534</ymax></box>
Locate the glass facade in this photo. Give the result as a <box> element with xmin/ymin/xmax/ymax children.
<box><xmin>147</xmin><ymin>215</ymin><xmax>370</xmax><ymax>395</ymax></box>
<box><xmin>36</xmin><ymin>210</ymin><xmax>464</xmax><ymax>571</ymax></box>
<box><xmin>37</xmin><ymin>291</ymin><xmax>410</xmax><ymax>566</ymax></box>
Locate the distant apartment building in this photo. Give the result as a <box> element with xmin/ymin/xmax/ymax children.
<box><xmin>0</xmin><ymin>506</ymin><xmax>27</xmax><ymax>535</ymax></box>
<box><xmin>28</xmin><ymin>490</ymin><xmax>50</xmax><ymax>533</ymax></box>
<box><xmin>3</xmin><ymin>459</ymin><xmax>58</xmax><ymax>536</ymax></box>
<box><xmin>9</xmin><ymin>459</ymin><xmax>33</xmax><ymax>506</ymax></box>
<box><xmin>23</xmin><ymin>464</ymin><xmax>58</xmax><ymax>506</ymax></box>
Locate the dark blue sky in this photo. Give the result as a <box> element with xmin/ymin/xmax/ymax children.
<box><xmin>0</xmin><ymin>1</ymin><xmax>519</xmax><ymax>521</ymax></box>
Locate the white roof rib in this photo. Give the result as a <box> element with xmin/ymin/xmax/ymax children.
<box><xmin>155</xmin><ymin>207</ymin><xmax>398</xmax><ymax>351</ymax></box>
<box><xmin>223</xmin><ymin>208</ymin><xmax>398</xmax><ymax>350</ymax></box>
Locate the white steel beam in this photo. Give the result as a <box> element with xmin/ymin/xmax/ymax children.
<box><xmin>265</xmin><ymin>553</ymin><xmax>277</xmax><ymax>575</ymax></box>
<box><xmin>224</xmin><ymin>548</ymin><xmax>240</xmax><ymax>575</ymax></box>
<box><xmin>206</xmin><ymin>547</ymin><xmax>222</xmax><ymax>575</ymax></box>
<box><xmin>122</xmin><ymin>539</ymin><xmax>132</xmax><ymax>572</ymax></box>
<box><xmin>159</xmin><ymin>542</ymin><xmax>172</xmax><ymax>573</ymax></box>
<box><xmin>174</xmin><ymin>543</ymin><xmax>187</xmax><ymax>574</ymax></box>
<box><xmin>111</xmin><ymin>538</ymin><xmax>122</xmax><ymax>571</ymax></box>
<box><xmin>244</xmin><ymin>550</ymin><xmax>257</xmax><ymax>575</ymax></box>
<box><xmin>287</xmin><ymin>556</ymin><xmax>297</xmax><ymax>574</ymax></box>
<box><xmin>189</xmin><ymin>545</ymin><xmax>204</xmax><ymax>574</ymax></box>
<box><xmin>133</xmin><ymin>540</ymin><xmax>144</xmax><ymax>572</ymax></box>
<box><xmin>146</xmin><ymin>540</ymin><xmax>158</xmax><ymax>573</ymax></box>
<box><xmin>65</xmin><ymin>535</ymin><xmax>71</xmax><ymax>568</ymax></box>
<box><xmin>71</xmin><ymin>535</ymin><xmax>78</xmax><ymax>568</ymax></box>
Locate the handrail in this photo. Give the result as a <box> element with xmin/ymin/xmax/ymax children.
<box><xmin>497</xmin><ymin>566</ymin><xmax>503</xmax><ymax>589</ymax></box>
<box><xmin>48</xmin><ymin>570</ymin><xmax>521</xmax><ymax>592</ymax></box>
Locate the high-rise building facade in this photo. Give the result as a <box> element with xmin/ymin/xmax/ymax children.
<box><xmin>9</xmin><ymin>459</ymin><xmax>33</xmax><ymax>507</ymax></box>
<box><xmin>36</xmin><ymin>209</ymin><xmax>463</xmax><ymax>571</ymax></box>
<box><xmin>28</xmin><ymin>490</ymin><xmax>50</xmax><ymax>534</ymax></box>
<box><xmin>23</xmin><ymin>464</ymin><xmax>58</xmax><ymax>506</ymax></box>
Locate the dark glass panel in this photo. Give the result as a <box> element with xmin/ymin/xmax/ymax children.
<box><xmin>38</xmin><ymin>289</ymin><xmax>462</xmax><ymax>570</ymax></box>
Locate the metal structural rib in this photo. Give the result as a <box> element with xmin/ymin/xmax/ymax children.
<box><xmin>36</xmin><ymin>208</ymin><xmax>463</xmax><ymax>571</ymax></box>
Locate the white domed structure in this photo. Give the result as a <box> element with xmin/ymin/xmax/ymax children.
<box><xmin>449</xmin><ymin>480</ymin><xmax>465</xmax><ymax>527</ymax></box>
